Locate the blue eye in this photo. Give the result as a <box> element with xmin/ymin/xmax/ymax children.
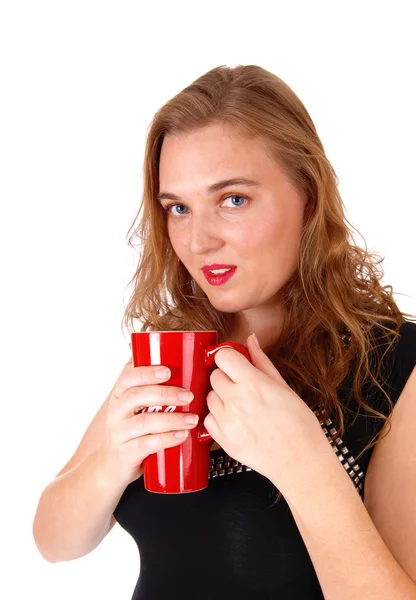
<box><xmin>223</xmin><ymin>194</ymin><xmax>247</xmax><ymax>207</ymax></box>
<box><xmin>162</xmin><ymin>203</ymin><xmax>189</xmax><ymax>216</ymax></box>
<box><xmin>162</xmin><ymin>194</ymin><xmax>247</xmax><ymax>216</ymax></box>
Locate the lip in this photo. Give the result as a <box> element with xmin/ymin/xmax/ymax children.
<box><xmin>202</xmin><ymin>264</ymin><xmax>237</xmax><ymax>273</ymax></box>
<box><xmin>201</xmin><ymin>265</ymin><xmax>237</xmax><ymax>286</ymax></box>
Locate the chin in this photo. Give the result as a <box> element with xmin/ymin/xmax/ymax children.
<box><xmin>207</xmin><ymin>299</ymin><xmax>236</xmax><ymax>312</ymax></box>
<box><xmin>207</xmin><ymin>295</ymin><xmax>251</xmax><ymax>313</ymax></box>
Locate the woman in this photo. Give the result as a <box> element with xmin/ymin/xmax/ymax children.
<box><xmin>33</xmin><ymin>65</ymin><xmax>416</xmax><ymax>599</ymax></box>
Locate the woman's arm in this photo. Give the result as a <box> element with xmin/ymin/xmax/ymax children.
<box><xmin>33</xmin><ymin>446</ymin><xmax>125</xmax><ymax>562</ymax></box>
<box><xmin>274</xmin><ymin>367</ymin><xmax>416</xmax><ymax>600</ymax></box>
<box><xmin>33</xmin><ymin>380</ymin><xmax>128</xmax><ymax>563</ymax></box>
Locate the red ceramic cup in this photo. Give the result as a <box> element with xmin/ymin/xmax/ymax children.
<box><xmin>131</xmin><ymin>331</ymin><xmax>251</xmax><ymax>494</ymax></box>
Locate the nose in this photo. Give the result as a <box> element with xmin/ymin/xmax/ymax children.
<box><xmin>187</xmin><ymin>212</ymin><xmax>225</xmax><ymax>255</ymax></box>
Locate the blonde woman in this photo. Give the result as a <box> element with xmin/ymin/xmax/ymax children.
<box><xmin>33</xmin><ymin>65</ymin><xmax>416</xmax><ymax>600</ymax></box>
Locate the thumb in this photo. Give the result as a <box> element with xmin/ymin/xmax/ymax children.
<box><xmin>247</xmin><ymin>334</ymin><xmax>290</xmax><ymax>389</ymax></box>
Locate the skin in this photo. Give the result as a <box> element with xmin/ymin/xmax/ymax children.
<box><xmin>158</xmin><ymin>122</ymin><xmax>308</xmax><ymax>351</ymax></box>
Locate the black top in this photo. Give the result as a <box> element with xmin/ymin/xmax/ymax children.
<box><xmin>113</xmin><ymin>321</ymin><xmax>416</xmax><ymax>600</ymax></box>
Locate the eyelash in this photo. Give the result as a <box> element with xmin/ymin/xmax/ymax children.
<box><xmin>161</xmin><ymin>194</ymin><xmax>248</xmax><ymax>216</ymax></box>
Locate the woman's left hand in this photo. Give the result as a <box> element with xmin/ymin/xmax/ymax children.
<box><xmin>203</xmin><ymin>334</ymin><xmax>325</xmax><ymax>490</ymax></box>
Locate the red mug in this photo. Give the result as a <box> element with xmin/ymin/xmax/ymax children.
<box><xmin>131</xmin><ymin>331</ymin><xmax>251</xmax><ymax>494</ymax></box>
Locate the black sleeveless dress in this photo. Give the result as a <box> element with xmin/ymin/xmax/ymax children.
<box><xmin>113</xmin><ymin>321</ymin><xmax>416</xmax><ymax>600</ymax></box>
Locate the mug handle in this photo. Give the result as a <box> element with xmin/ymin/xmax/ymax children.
<box><xmin>197</xmin><ymin>341</ymin><xmax>252</xmax><ymax>443</ymax></box>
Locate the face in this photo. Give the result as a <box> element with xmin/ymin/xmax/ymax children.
<box><xmin>158</xmin><ymin>123</ymin><xmax>307</xmax><ymax>324</ymax></box>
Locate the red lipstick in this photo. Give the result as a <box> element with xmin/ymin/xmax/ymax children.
<box><xmin>201</xmin><ymin>264</ymin><xmax>237</xmax><ymax>286</ymax></box>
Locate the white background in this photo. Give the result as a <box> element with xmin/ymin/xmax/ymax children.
<box><xmin>1</xmin><ymin>1</ymin><xmax>415</xmax><ymax>598</ymax></box>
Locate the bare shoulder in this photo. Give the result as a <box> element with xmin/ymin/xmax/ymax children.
<box><xmin>364</xmin><ymin>364</ymin><xmax>416</xmax><ymax>580</ymax></box>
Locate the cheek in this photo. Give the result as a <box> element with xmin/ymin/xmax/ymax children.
<box><xmin>240</xmin><ymin>212</ymin><xmax>302</xmax><ymax>269</ymax></box>
<box><xmin>239</xmin><ymin>218</ymin><xmax>282</xmax><ymax>249</ymax></box>
<box><xmin>166</xmin><ymin>224</ymin><xmax>184</xmax><ymax>256</ymax></box>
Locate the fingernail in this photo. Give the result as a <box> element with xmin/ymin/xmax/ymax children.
<box><xmin>251</xmin><ymin>333</ymin><xmax>260</xmax><ymax>349</ymax></box>
<box><xmin>155</xmin><ymin>367</ymin><xmax>170</xmax><ymax>379</ymax></box>
<box><xmin>184</xmin><ymin>414</ymin><xmax>199</xmax><ymax>424</ymax></box>
<box><xmin>175</xmin><ymin>430</ymin><xmax>189</xmax><ymax>439</ymax></box>
<box><xmin>178</xmin><ymin>391</ymin><xmax>194</xmax><ymax>402</ymax></box>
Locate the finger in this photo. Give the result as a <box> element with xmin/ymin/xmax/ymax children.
<box><xmin>206</xmin><ymin>389</ymin><xmax>225</xmax><ymax>415</ymax></box>
<box><xmin>212</xmin><ymin>347</ymin><xmax>252</xmax><ymax>384</ymax></box>
<box><xmin>132</xmin><ymin>429</ymin><xmax>191</xmax><ymax>457</ymax></box>
<box><xmin>123</xmin><ymin>410</ymin><xmax>199</xmax><ymax>442</ymax></box>
<box><xmin>112</xmin><ymin>383</ymin><xmax>194</xmax><ymax>419</ymax></box>
<box><xmin>203</xmin><ymin>411</ymin><xmax>221</xmax><ymax>441</ymax></box>
<box><xmin>113</xmin><ymin>363</ymin><xmax>173</xmax><ymax>400</ymax></box>
<box><xmin>210</xmin><ymin>367</ymin><xmax>233</xmax><ymax>395</ymax></box>
<box><xmin>246</xmin><ymin>334</ymin><xmax>292</xmax><ymax>389</ymax></box>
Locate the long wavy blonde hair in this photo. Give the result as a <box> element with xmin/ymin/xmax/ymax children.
<box><xmin>121</xmin><ymin>64</ymin><xmax>415</xmax><ymax>468</ymax></box>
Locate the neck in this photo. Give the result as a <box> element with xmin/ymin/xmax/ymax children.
<box><xmin>229</xmin><ymin>307</ymin><xmax>285</xmax><ymax>351</ymax></box>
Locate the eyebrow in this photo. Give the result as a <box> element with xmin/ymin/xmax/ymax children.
<box><xmin>156</xmin><ymin>177</ymin><xmax>262</xmax><ymax>202</ymax></box>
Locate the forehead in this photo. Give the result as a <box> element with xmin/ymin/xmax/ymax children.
<box><xmin>158</xmin><ymin>123</ymin><xmax>280</xmax><ymax>188</ymax></box>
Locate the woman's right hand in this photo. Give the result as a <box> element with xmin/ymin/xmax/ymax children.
<box><xmin>97</xmin><ymin>359</ymin><xmax>199</xmax><ymax>488</ymax></box>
